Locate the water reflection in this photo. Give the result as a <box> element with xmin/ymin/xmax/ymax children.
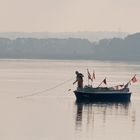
<box><xmin>75</xmin><ymin>101</ymin><xmax>132</xmax><ymax>131</ymax></box>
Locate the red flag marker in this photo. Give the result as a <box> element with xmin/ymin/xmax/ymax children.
<box><xmin>103</xmin><ymin>78</ymin><xmax>107</xmax><ymax>85</ymax></box>
<box><xmin>131</xmin><ymin>75</ymin><xmax>137</xmax><ymax>83</ymax></box>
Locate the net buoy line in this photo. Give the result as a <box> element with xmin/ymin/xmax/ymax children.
<box><xmin>16</xmin><ymin>78</ymin><xmax>74</xmax><ymax>99</ymax></box>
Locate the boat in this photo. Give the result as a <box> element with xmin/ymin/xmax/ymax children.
<box><xmin>73</xmin><ymin>70</ymin><xmax>137</xmax><ymax>102</ymax></box>
<box><xmin>74</xmin><ymin>85</ymin><xmax>131</xmax><ymax>102</ymax></box>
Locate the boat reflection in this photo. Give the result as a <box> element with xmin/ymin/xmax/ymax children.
<box><xmin>75</xmin><ymin>101</ymin><xmax>132</xmax><ymax>131</ymax></box>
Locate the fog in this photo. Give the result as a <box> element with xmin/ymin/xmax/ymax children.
<box><xmin>0</xmin><ymin>0</ymin><xmax>140</xmax><ymax>32</ymax></box>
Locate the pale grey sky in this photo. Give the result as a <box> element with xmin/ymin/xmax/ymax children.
<box><xmin>0</xmin><ymin>0</ymin><xmax>140</xmax><ymax>32</ymax></box>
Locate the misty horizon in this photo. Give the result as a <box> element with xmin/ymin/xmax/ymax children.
<box><xmin>0</xmin><ymin>32</ymin><xmax>139</xmax><ymax>61</ymax></box>
<box><xmin>0</xmin><ymin>31</ymin><xmax>128</xmax><ymax>42</ymax></box>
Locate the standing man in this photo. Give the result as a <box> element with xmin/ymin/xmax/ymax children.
<box><xmin>73</xmin><ymin>71</ymin><xmax>84</xmax><ymax>88</ymax></box>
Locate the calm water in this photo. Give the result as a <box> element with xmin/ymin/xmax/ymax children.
<box><xmin>0</xmin><ymin>59</ymin><xmax>140</xmax><ymax>140</ymax></box>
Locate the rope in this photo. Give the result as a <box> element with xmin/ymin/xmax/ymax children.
<box><xmin>16</xmin><ymin>77</ymin><xmax>74</xmax><ymax>99</ymax></box>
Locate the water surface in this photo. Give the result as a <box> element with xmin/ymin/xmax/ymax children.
<box><xmin>0</xmin><ymin>59</ymin><xmax>140</xmax><ymax>140</ymax></box>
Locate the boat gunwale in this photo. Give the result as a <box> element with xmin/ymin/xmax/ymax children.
<box><xmin>74</xmin><ymin>90</ymin><xmax>132</xmax><ymax>94</ymax></box>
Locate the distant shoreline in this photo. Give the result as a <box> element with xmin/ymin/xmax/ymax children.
<box><xmin>0</xmin><ymin>32</ymin><xmax>139</xmax><ymax>61</ymax></box>
<box><xmin>0</xmin><ymin>58</ymin><xmax>139</xmax><ymax>64</ymax></box>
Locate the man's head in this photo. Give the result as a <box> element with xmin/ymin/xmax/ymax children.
<box><xmin>75</xmin><ymin>71</ymin><xmax>79</xmax><ymax>75</ymax></box>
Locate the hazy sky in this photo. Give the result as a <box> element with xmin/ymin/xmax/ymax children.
<box><xmin>0</xmin><ymin>0</ymin><xmax>140</xmax><ymax>32</ymax></box>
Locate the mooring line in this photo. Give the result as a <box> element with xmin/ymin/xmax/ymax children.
<box><xmin>16</xmin><ymin>78</ymin><xmax>74</xmax><ymax>99</ymax></box>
